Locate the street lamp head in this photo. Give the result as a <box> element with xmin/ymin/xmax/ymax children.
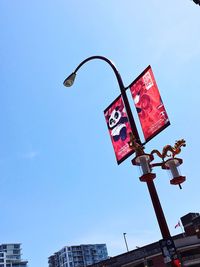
<box><xmin>162</xmin><ymin>158</ymin><xmax>186</xmax><ymax>188</ymax></box>
<box><xmin>63</xmin><ymin>72</ymin><xmax>76</xmax><ymax>87</ymax></box>
<box><xmin>132</xmin><ymin>153</ymin><xmax>156</xmax><ymax>182</ymax></box>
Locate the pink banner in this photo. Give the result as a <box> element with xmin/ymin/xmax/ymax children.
<box><xmin>130</xmin><ymin>66</ymin><xmax>170</xmax><ymax>142</ymax></box>
<box><xmin>104</xmin><ymin>96</ymin><xmax>134</xmax><ymax>164</ymax></box>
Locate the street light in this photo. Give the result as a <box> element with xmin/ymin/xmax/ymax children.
<box><xmin>63</xmin><ymin>72</ymin><xmax>76</xmax><ymax>87</ymax></box>
<box><xmin>63</xmin><ymin>56</ymin><xmax>185</xmax><ymax>267</ymax></box>
<box><xmin>63</xmin><ymin>55</ymin><xmax>141</xmax><ymax>146</ymax></box>
<box><xmin>162</xmin><ymin>158</ymin><xmax>185</xmax><ymax>187</ymax></box>
<box><xmin>123</xmin><ymin>233</ymin><xmax>129</xmax><ymax>252</ymax></box>
<box><xmin>131</xmin><ymin>137</ymin><xmax>185</xmax><ymax>267</ymax></box>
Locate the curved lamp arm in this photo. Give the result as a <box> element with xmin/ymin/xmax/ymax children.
<box><xmin>63</xmin><ymin>56</ymin><xmax>125</xmax><ymax>90</ymax></box>
<box><xmin>63</xmin><ymin>55</ymin><xmax>141</xmax><ymax>144</ymax></box>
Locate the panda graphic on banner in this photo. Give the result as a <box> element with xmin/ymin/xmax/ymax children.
<box><xmin>107</xmin><ymin>106</ymin><xmax>128</xmax><ymax>142</ymax></box>
<box><xmin>104</xmin><ymin>95</ymin><xmax>134</xmax><ymax>164</ymax></box>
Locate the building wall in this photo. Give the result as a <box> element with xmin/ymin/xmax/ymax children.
<box><xmin>48</xmin><ymin>244</ymin><xmax>108</xmax><ymax>267</ymax></box>
<box><xmin>181</xmin><ymin>213</ymin><xmax>200</xmax><ymax>236</ymax></box>
<box><xmin>0</xmin><ymin>244</ymin><xmax>28</xmax><ymax>267</ymax></box>
<box><xmin>89</xmin><ymin>235</ymin><xmax>200</xmax><ymax>267</ymax></box>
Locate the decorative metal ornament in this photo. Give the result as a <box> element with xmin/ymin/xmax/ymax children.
<box><xmin>150</xmin><ymin>139</ymin><xmax>186</xmax><ymax>161</ymax></box>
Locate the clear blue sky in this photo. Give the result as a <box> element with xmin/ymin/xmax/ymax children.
<box><xmin>1</xmin><ymin>1</ymin><xmax>200</xmax><ymax>266</ymax></box>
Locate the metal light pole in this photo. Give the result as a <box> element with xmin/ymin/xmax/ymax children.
<box><xmin>131</xmin><ymin>138</ymin><xmax>185</xmax><ymax>267</ymax></box>
<box><xmin>63</xmin><ymin>56</ymin><xmax>184</xmax><ymax>267</ymax></box>
<box><xmin>123</xmin><ymin>233</ymin><xmax>129</xmax><ymax>252</ymax></box>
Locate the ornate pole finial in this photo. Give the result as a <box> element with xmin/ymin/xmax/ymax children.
<box><xmin>128</xmin><ymin>132</ymin><xmax>145</xmax><ymax>156</ymax></box>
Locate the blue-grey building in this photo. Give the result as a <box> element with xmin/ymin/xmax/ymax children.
<box><xmin>48</xmin><ymin>244</ymin><xmax>108</xmax><ymax>267</ymax></box>
<box><xmin>0</xmin><ymin>243</ymin><xmax>28</xmax><ymax>267</ymax></box>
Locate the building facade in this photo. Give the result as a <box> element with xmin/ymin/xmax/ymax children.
<box><xmin>89</xmin><ymin>213</ymin><xmax>200</xmax><ymax>267</ymax></box>
<box><xmin>0</xmin><ymin>243</ymin><xmax>28</xmax><ymax>267</ymax></box>
<box><xmin>48</xmin><ymin>244</ymin><xmax>108</xmax><ymax>267</ymax></box>
<box><xmin>181</xmin><ymin>212</ymin><xmax>200</xmax><ymax>237</ymax></box>
<box><xmin>89</xmin><ymin>235</ymin><xmax>200</xmax><ymax>267</ymax></box>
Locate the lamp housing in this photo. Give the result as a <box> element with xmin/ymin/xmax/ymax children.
<box><xmin>162</xmin><ymin>158</ymin><xmax>186</xmax><ymax>185</ymax></box>
<box><xmin>63</xmin><ymin>72</ymin><xmax>76</xmax><ymax>87</ymax></box>
<box><xmin>132</xmin><ymin>154</ymin><xmax>156</xmax><ymax>182</ymax></box>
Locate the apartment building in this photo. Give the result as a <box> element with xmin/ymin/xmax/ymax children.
<box><xmin>0</xmin><ymin>243</ymin><xmax>28</xmax><ymax>267</ymax></box>
<box><xmin>48</xmin><ymin>244</ymin><xmax>108</xmax><ymax>267</ymax></box>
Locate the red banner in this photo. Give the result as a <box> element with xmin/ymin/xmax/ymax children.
<box><xmin>104</xmin><ymin>95</ymin><xmax>134</xmax><ymax>164</ymax></box>
<box><xmin>130</xmin><ymin>66</ymin><xmax>170</xmax><ymax>142</ymax></box>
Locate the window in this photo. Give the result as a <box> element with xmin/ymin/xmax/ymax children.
<box><xmin>147</xmin><ymin>259</ymin><xmax>154</xmax><ymax>266</ymax></box>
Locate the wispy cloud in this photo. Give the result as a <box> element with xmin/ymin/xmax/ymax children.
<box><xmin>20</xmin><ymin>150</ymin><xmax>39</xmax><ymax>160</ymax></box>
